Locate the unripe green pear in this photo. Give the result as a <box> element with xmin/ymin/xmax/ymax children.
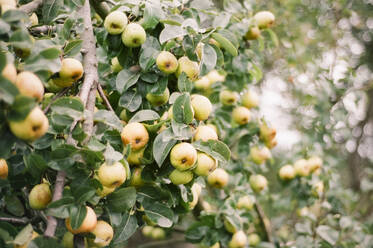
<box><xmin>119</xmin><ymin>109</ymin><xmax>130</xmax><ymax>122</ymax></box>
<box><xmin>194</xmin><ymin>125</ymin><xmax>218</xmax><ymax>142</ymax></box>
<box><xmin>146</xmin><ymin>88</ymin><xmax>170</xmax><ymax>107</ymax></box>
<box><xmin>121</xmin><ymin>122</ymin><xmax>149</xmax><ymax>150</ymax></box>
<box><xmin>194</xmin><ymin>76</ymin><xmax>211</xmax><ymax>91</ymax></box>
<box><xmin>194</xmin><ymin>152</ymin><xmax>216</xmax><ymax>176</ymax></box>
<box><xmin>88</xmin><ymin>220</ymin><xmax>114</xmax><ymax>247</ymax></box>
<box><xmin>122</xmin><ymin>23</ymin><xmax>146</xmax><ymax>47</ymax></box>
<box><xmin>169</xmin><ymin>169</ymin><xmax>193</xmax><ymax>185</ymax></box>
<box><xmin>142</xmin><ymin>226</ymin><xmax>153</xmax><ymax>238</ymax></box>
<box><xmin>151</xmin><ymin>227</ymin><xmax>166</xmax><ymax>240</ymax></box>
<box><xmin>278</xmin><ymin>164</ymin><xmax>295</xmax><ymax>180</ymax></box>
<box><xmin>207</xmin><ymin>168</ymin><xmax>229</xmax><ymax>188</ymax></box>
<box><xmin>307</xmin><ymin>156</ymin><xmax>323</xmax><ymax>173</ymax></box>
<box><xmin>232</xmin><ymin>106</ymin><xmax>251</xmax><ymax>125</ymax></box>
<box><xmin>254</xmin><ymin>11</ymin><xmax>275</xmax><ymax>29</ymax></box>
<box><xmin>156</xmin><ymin>51</ymin><xmax>178</xmax><ymax>74</ymax></box>
<box><xmin>55</xmin><ymin>58</ymin><xmax>84</xmax><ymax>87</ymax></box>
<box><xmin>175</xmin><ymin>56</ymin><xmax>199</xmax><ymax>81</ymax></box>
<box><xmin>248</xmin><ymin>233</ymin><xmax>260</xmax><ymax>246</ymax></box>
<box><xmin>293</xmin><ymin>159</ymin><xmax>310</xmax><ymax>177</ymax></box>
<box><xmin>46</xmin><ymin>79</ymin><xmax>63</xmax><ymax>93</ymax></box>
<box><xmin>249</xmin><ymin>146</ymin><xmax>271</xmax><ymax>165</ymax></box>
<box><xmin>9</xmin><ymin>107</ymin><xmax>49</xmax><ymax>142</ymax></box>
<box><xmin>236</xmin><ymin>196</ymin><xmax>254</xmax><ymax>211</ymax></box>
<box><xmin>206</xmin><ymin>70</ymin><xmax>225</xmax><ymax>84</ymax></box>
<box><xmin>127</xmin><ymin>147</ymin><xmax>145</xmax><ymax>165</ymax></box>
<box><xmin>0</xmin><ymin>159</ymin><xmax>8</xmax><ymax>179</ymax></box>
<box><xmin>220</xmin><ymin>90</ymin><xmax>239</xmax><ymax>106</ymax></box>
<box><xmin>130</xmin><ymin>167</ymin><xmax>145</xmax><ymax>187</ymax></box>
<box><xmin>62</xmin><ymin>232</ymin><xmax>74</xmax><ymax>248</ymax></box>
<box><xmin>66</xmin><ymin>206</ymin><xmax>97</xmax><ymax>234</ymax></box>
<box><xmin>228</xmin><ymin>230</ymin><xmax>247</xmax><ymax>248</ymax></box>
<box><xmin>249</xmin><ymin>174</ymin><xmax>267</xmax><ymax>193</ymax></box>
<box><xmin>191</xmin><ymin>94</ymin><xmax>212</xmax><ymax>121</ymax></box>
<box><xmin>2</xmin><ymin>63</ymin><xmax>17</xmax><ymax>83</ymax></box>
<box><xmin>224</xmin><ymin>219</ymin><xmax>237</xmax><ymax>233</ymax></box>
<box><xmin>97</xmin><ymin>161</ymin><xmax>126</xmax><ymax>188</ymax></box>
<box><xmin>15</xmin><ymin>71</ymin><xmax>44</xmax><ymax>101</ymax></box>
<box><xmin>111</xmin><ymin>57</ymin><xmax>123</xmax><ymax>73</ymax></box>
<box><xmin>96</xmin><ymin>185</ymin><xmax>116</xmax><ymax>197</ymax></box>
<box><xmin>241</xmin><ymin>90</ymin><xmax>259</xmax><ymax>109</ymax></box>
<box><xmin>104</xmin><ymin>11</ymin><xmax>128</xmax><ymax>35</ymax></box>
<box><xmin>29</xmin><ymin>12</ymin><xmax>38</xmax><ymax>26</ymax></box>
<box><xmin>170</xmin><ymin>142</ymin><xmax>197</xmax><ymax>171</ymax></box>
<box><xmin>28</xmin><ymin>183</ymin><xmax>52</xmax><ymax>209</ymax></box>
<box><xmin>245</xmin><ymin>26</ymin><xmax>261</xmax><ymax>40</ymax></box>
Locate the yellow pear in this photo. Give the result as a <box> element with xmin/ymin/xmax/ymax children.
<box><xmin>97</xmin><ymin>161</ymin><xmax>126</xmax><ymax>188</ymax></box>
<box><xmin>0</xmin><ymin>159</ymin><xmax>8</xmax><ymax>179</ymax></box>
<box><xmin>29</xmin><ymin>12</ymin><xmax>38</xmax><ymax>26</ymax></box>
<box><xmin>248</xmin><ymin>233</ymin><xmax>260</xmax><ymax>246</ymax></box>
<box><xmin>156</xmin><ymin>51</ymin><xmax>178</xmax><ymax>74</ymax></box>
<box><xmin>121</xmin><ymin>122</ymin><xmax>149</xmax><ymax>151</ymax></box>
<box><xmin>228</xmin><ymin>230</ymin><xmax>247</xmax><ymax>248</ymax></box>
<box><xmin>194</xmin><ymin>152</ymin><xmax>216</xmax><ymax>176</ymax></box>
<box><xmin>193</xmin><ymin>125</ymin><xmax>218</xmax><ymax>142</ymax></box>
<box><xmin>175</xmin><ymin>56</ymin><xmax>199</xmax><ymax>81</ymax></box>
<box><xmin>14</xmin><ymin>231</ymin><xmax>39</xmax><ymax>248</ymax></box>
<box><xmin>2</xmin><ymin>63</ymin><xmax>17</xmax><ymax>83</ymax></box>
<box><xmin>207</xmin><ymin>168</ymin><xmax>229</xmax><ymax>188</ymax></box>
<box><xmin>249</xmin><ymin>174</ymin><xmax>267</xmax><ymax>193</ymax></box>
<box><xmin>191</xmin><ymin>94</ymin><xmax>212</xmax><ymax>121</ymax></box>
<box><xmin>294</xmin><ymin>159</ymin><xmax>310</xmax><ymax>177</ymax></box>
<box><xmin>127</xmin><ymin>147</ymin><xmax>145</xmax><ymax>165</ymax></box>
<box><xmin>236</xmin><ymin>196</ymin><xmax>254</xmax><ymax>211</ymax></box>
<box><xmin>194</xmin><ymin>76</ymin><xmax>211</xmax><ymax>91</ymax></box>
<box><xmin>220</xmin><ymin>90</ymin><xmax>239</xmax><ymax>106</ymax></box>
<box><xmin>9</xmin><ymin>107</ymin><xmax>49</xmax><ymax>142</ymax></box>
<box><xmin>104</xmin><ymin>11</ymin><xmax>128</xmax><ymax>35</ymax></box>
<box><xmin>307</xmin><ymin>156</ymin><xmax>323</xmax><ymax>173</ymax></box>
<box><xmin>232</xmin><ymin>106</ymin><xmax>251</xmax><ymax>125</ymax></box>
<box><xmin>15</xmin><ymin>71</ymin><xmax>44</xmax><ymax>101</ymax></box>
<box><xmin>278</xmin><ymin>164</ymin><xmax>295</xmax><ymax>180</ymax></box>
<box><xmin>245</xmin><ymin>26</ymin><xmax>261</xmax><ymax>40</ymax></box>
<box><xmin>241</xmin><ymin>90</ymin><xmax>259</xmax><ymax>109</ymax></box>
<box><xmin>206</xmin><ymin>70</ymin><xmax>225</xmax><ymax>84</ymax></box>
<box><xmin>254</xmin><ymin>11</ymin><xmax>275</xmax><ymax>29</ymax></box>
<box><xmin>96</xmin><ymin>185</ymin><xmax>116</xmax><ymax>197</ymax></box>
<box><xmin>170</xmin><ymin>142</ymin><xmax>197</xmax><ymax>171</ymax></box>
<box><xmin>55</xmin><ymin>58</ymin><xmax>84</xmax><ymax>87</ymax></box>
<box><xmin>28</xmin><ymin>183</ymin><xmax>52</xmax><ymax>209</ymax></box>
<box><xmin>88</xmin><ymin>220</ymin><xmax>114</xmax><ymax>247</ymax></box>
<box><xmin>66</xmin><ymin>206</ymin><xmax>97</xmax><ymax>234</ymax></box>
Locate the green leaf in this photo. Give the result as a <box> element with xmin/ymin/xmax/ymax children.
<box><xmin>177</xmin><ymin>73</ymin><xmax>192</xmax><ymax>93</ymax></box>
<box><xmin>5</xmin><ymin>195</ymin><xmax>24</xmax><ymax>217</ymax></box>
<box><xmin>150</xmin><ymin>77</ymin><xmax>168</xmax><ymax>94</ymax></box>
<box><xmin>7</xmin><ymin>95</ymin><xmax>36</xmax><ymax>122</ymax></box>
<box><xmin>64</xmin><ymin>40</ymin><xmax>83</xmax><ymax>56</ymax></box>
<box><xmin>129</xmin><ymin>110</ymin><xmax>160</xmax><ymax>123</ymax></box>
<box><xmin>142</xmin><ymin>198</ymin><xmax>174</xmax><ymax>228</ymax></box>
<box><xmin>193</xmin><ymin>140</ymin><xmax>231</xmax><ymax>162</ymax></box>
<box><xmin>103</xmin><ymin>143</ymin><xmax>123</xmax><ymax>165</ymax></box>
<box><xmin>46</xmin><ymin>197</ymin><xmax>74</xmax><ymax>218</ymax></box>
<box><xmin>200</xmin><ymin>44</ymin><xmax>217</xmax><ymax>75</ymax></box>
<box><xmin>172</xmin><ymin>93</ymin><xmax>194</xmax><ymax>124</ymax></box>
<box><xmin>263</xmin><ymin>29</ymin><xmax>279</xmax><ymax>47</ymax></box>
<box><xmin>2</xmin><ymin>10</ymin><xmax>29</xmax><ymax>22</ymax></box>
<box><xmin>171</xmin><ymin>120</ymin><xmax>193</xmax><ymax>140</ymax></box>
<box><xmin>185</xmin><ymin>222</ymin><xmax>209</xmax><ymax>243</ymax></box>
<box><xmin>51</xmin><ymin>96</ymin><xmax>84</xmax><ymax>120</ymax></box>
<box><xmin>0</xmin><ymin>76</ymin><xmax>19</xmax><ymax>104</ymax></box>
<box><xmin>153</xmin><ymin>128</ymin><xmax>177</xmax><ymax>167</ymax></box>
<box><xmin>94</xmin><ymin>110</ymin><xmax>122</xmax><ymax>132</ymax></box>
<box><xmin>112</xmin><ymin>213</ymin><xmax>138</xmax><ymax>245</ymax></box>
<box><xmin>42</xmin><ymin>0</ymin><xmax>63</xmax><ymax>24</ymax></box>
<box><xmin>24</xmin><ymin>154</ymin><xmax>47</xmax><ymax>182</ymax></box>
<box><xmin>9</xmin><ymin>29</ymin><xmax>33</xmax><ymax>51</ymax></box>
<box><xmin>316</xmin><ymin>225</ymin><xmax>339</xmax><ymax>245</ymax></box>
<box><xmin>29</xmin><ymin>236</ymin><xmax>64</xmax><ymax>248</ymax></box>
<box><xmin>142</xmin><ymin>1</ymin><xmax>163</xmax><ymax>30</ymax></box>
<box><xmin>116</xmin><ymin>69</ymin><xmax>141</xmax><ymax>94</ymax></box>
<box><xmin>139</xmin><ymin>47</ymin><xmax>157</xmax><ymax>71</ymax></box>
<box><xmin>69</xmin><ymin>205</ymin><xmax>87</xmax><ymax>230</ymax></box>
<box><xmin>118</xmin><ymin>90</ymin><xmax>142</xmax><ymax>112</ymax></box>
<box><xmin>62</xmin><ymin>18</ymin><xmax>75</xmax><ymax>40</ymax></box>
<box><xmin>13</xmin><ymin>224</ymin><xmax>33</xmax><ymax>246</ymax></box>
<box><xmin>212</xmin><ymin>12</ymin><xmax>231</xmax><ymax>28</ymax></box>
<box><xmin>107</xmin><ymin>187</ymin><xmax>137</xmax><ymax>212</ymax></box>
<box><xmin>159</xmin><ymin>25</ymin><xmax>185</xmax><ymax>44</ymax></box>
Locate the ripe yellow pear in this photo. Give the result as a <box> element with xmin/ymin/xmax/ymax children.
<box><xmin>88</xmin><ymin>220</ymin><xmax>114</xmax><ymax>247</ymax></box>
<box><xmin>28</xmin><ymin>183</ymin><xmax>52</xmax><ymax>209</ymax></box>
<box><xmin>206</xmin><ymin>70</ymin><xmax>225</xmax><ymax>84</ymax></box>
<box><xmin>0</xmin><ymin>159</ymin><xmax>8</xmax><ymax>179</ymax></box>
<box><xmin>294</xmin><ymin>159</ymin><xmax>310</xmax><ymax>177</ymax></box>
<box><xmin>15</xmin><ymin>71</ymin><xmax>44</xmax><ymax>101</ymax></box>
<box><xmin>278</xmin><ymin>164</ymin><xmax>295</xmax><ymax>180</ymax></box>
<box><xmin>245</xmin><ymin>26</ymin><xmax>261</xmax><ymax>40</ymax></box>
<box><xmin>207</xmin><ymin>168</ymin><xmax>229</xmax><ymax>188</ymax></box>
<box><xmin>175</xmin><ymin>56</ymin><xmax>199</xmax><ymax>81</ymax></box>
<box><xmin>241</xmin><ymin>90</ymin><xmax>259</xmax><ymax>109</ymax></box>
<box><xmin>104</xmin><ymin>11</ymin><xmax>128</xmax><ymax>35</ymax></box>
<box><xmin>121</xmin><ymin>122</ymin><xmax>149</xmax><ymax>150</ymax></box>
<box><xmin>191</xmin><ymin>94</ymin><xmax>212</xmax><ymax>121</ymax></box>
<box><xmin>232</xmin><ymin>106</ymin><xmax>251</xmax><ymax>125</ymax></box>
<box><xmin>259</xmin><ymin>123</ymin><xmax>276</xmax><ymax>142</ymax></box>
<box><xmin>248</xmin><ymin>233</ymin><xmax>260</xmax><ymax>246</ymax></box>
<box><xmin>66</xmin><ymin>206</ymin><xmax>97</xmax><ymax>234</ymax></box>
<box><xmin>146</xmin><ymin>87</ymin><xmax>170</xmax><ymax>107</ymax></box>
<box><xmin>111</xmin><ymin>57</ymin><xmax>123</xmax><ymax>73</ymax></box>
<box><xmin>220</xmin><ymin>90</ymin><xmax>239</xmax><ymax>106</ymax></box>
<box><xmin>194</xmin><ymin>152</ymin><xmax>216</xmax><ymax>176</ymax></box>
<box><xmin>254</xmin><ymin>11</ymin><xmax>275</xmax><ymax>29</ymax></box>
<box><xmin>249</xmin><ymin>174</ymin><xmax>267</xmax><ymax>193</ymax></box>
<box><xmin>189</xmin><ymin>183</ymin><xmax>202</xmax><ymax>209</ymax></box>
<box><xmin>127</xmin><ymin>147</ymin><xmax>145</xmax><ymax>165</ymax></box>
<box><xmin>170</xmin><ymin>142</ymin><xmax>197</xmax><ymax>171</ymax></box>
<box><xmin>236</xmin><ymin>196</ymin><xmax>254</xmax><ymax>211</ymax></box>
<box><xmin>228</xmin><ymin>230</ymin><xmax>247</xmax><ymax>248</ymax></box>
<box><xmin>308</xmin><ymin>156</ymin><xmax>323</xmax><ymax>173</ymax></box>
<box><xmin>142</xmin><ymin>226</ymin><xmax>153</xmax><ymax>238</ymax></box>
<box><xmin>169</xmin><ymin>169</ymin><xmax>194</xmax><ymax>185</ymax></box>
<box><xmin>129</xmin><ymin>167</ymin><xmax>145</xmax><ymax>187</ymax></box>
<box><xmin>9</xmin><ymin>107</ymin><xmax>49</xmax><ymax>142</ymax></box>
<box><xmin>14</xmin><ymin>231</ymin><xmax>39</xmax><ymax>248</ymax></box>
<box><xmin>156</xmin><ymin>51</ymin><xmax>178</xmax><ymax>74</ymax></box>
<box><xmin>249</xmin><ymin>146</ymin><xmax>271</xmax><ymax>165</ymax></box>
<box><xmin>97</xmin><ymin>161</ymin><xmax>126</xmax><ymax>188</ymax></box>
<box><xmin>193</xmin><ymin>125</ymin><xmax>218</xmax><ymax>142</ymax></box>
<box><xmin>122</xmin><ymin>23</ymin><xmax>146</xmax><ymax>47</ymax></box>
<box><xmin>194</xmin><ymin>76</ymin><xmax>211</xmax><ymax>91</ymax></box>
<box><xmin>55</xmin><ymin>58</ymin><xmax>84</xmax><ymax>87</ymax></box>
<box><xmin>2</xmin><ymin>63</ymin><xmax>17</xmax><ymax>83</ymax></box>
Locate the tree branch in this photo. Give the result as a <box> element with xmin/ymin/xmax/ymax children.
<box><xmin>254</xmin><ymin>202</ymin><xmax>273</xmax><ymax>243</ymax></box>
<box><xmin>43</xmin><ymin>87</ymin><xmax>71</xmax><ymax>114</ymax></box>
<box><xmin>98</xmin><ymin>84</ymin><xmax>114</xmax><ymax>112</ymax></box>
<box><xmin>138</xmin><ymin>238</ymin><xmax>186</xmax><ymax>248</ymax></box>
<box><xmin>19</xmin><ymin>0</ymin><xmax>43</xmax><ymax>15</ymax></box>
<box><xmin>0</xmin><ymin>217</ymin><xmax>29</xmax><ymax>224</ymax></box>
<box><xmin>90</xmin><ymin>0</ymin><xmax>110</xmax><ymax>19</ymax></box>
<box><xmin>44</xmin><ymin>0</ymin><xmax>99</xmax><ymax>237</ymax></box>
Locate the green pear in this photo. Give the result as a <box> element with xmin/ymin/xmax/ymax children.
<box><xmin>46</xmin><ymin>79</ymin><xmax>64</xmax><ymax>93</ymax></box>
<box><xmin>169</xmin><ymin>169</ymin><xmax>193</xmax><ymax>185</ymax></box>
<box><xmin>249</xmin><ymin>174</ymin><xmax>267</xmax><ymax>193</ymax></box>
<box><xmin>9</xmin><ymin>107</ymin><xmax>49</xmax><ymax>142</ymax></box>
<box><xmin>151</xmin><ymin>227</ymin><xmax>166</xmax><ymax>240</ymax></box>
<box><xmin>96</xmin><ymin>184</ymin><xmax>116</xmax><ymax>198</ymax></box>
<box><xmin>219</xmin><ymin>90</ymin><xmax>239</xmax><ymax>106</ymax></box>
<box><xmin>175</xmin><ymin>56</ymin><xmax>199</xmax><ymax>81</ymax></box>
<box><xmin>146</xmin><ymin>88</ymin><xmax>170</xmax><ymax>107</ymax></box>
<box><xmin>249</xmin><ymin>146</ymin><xmax>271</xmax><ymax>165</ymax></box>
<box><xmin>194</xmin><ymin>152</ymin><xmax>216</xmax><ymax>176</ymax></box>
<box><xmin>104</xmin><ymin>11</ymin><xmax>128</xmax><ymax>35</ymax></box>
<box><xmin>156</xmin><ymin>51</ymin><xmax>178</xmax><ymax>74</ymax></box>
<box><xmin>170</xmin><ymin>142</ymin><xmax>197</xmax><ymax>171</ymax></box>
<box><xmin>122</xmin><ymin>23</ymin><xmax>146</xmax><ymax>47</ymax></box>
<box><xmin>142</xmin><ymin>226</ymin><xmax>153</xmax><ymax>238</ymax></box>
<box><xmin>29</xmin><ymin>183</ymin><xmax>52</xmax><ymax>209</ymax></box>
<box><xmin>194</xmin><ymin>76</ymin><xmax>211</xmax><ymax>91</ymax></box>
<box><xmin>207</xmin><ymin>168</ymin><xmax>229</xmax><ymax>188</ymax></box>
<box><xmin>111</xmin><ymin>57</ymin><xmax>123</xmax><ymax>73</ymax></box>
<box><xmin>97</xmin><ymin>161</ymin><xmax>126</xmax><ymax>188</ymax></box>
<box><xmin>248</xmin><ymin>233</ymin><xmax>260</xmax><ymax>246</ymax></box>
<box><xmin>62</xmin><ymin>232</ymin><xmax>74</xmax><ymax>248</ymax></box>
<box><xmin>127</xmin><ymin>147</ymin><xmax>145</xmax><ymax>165</ymax></box>
<box><xmin>55</xmin><ymin>58</ymin><xmax>84</xmax><ymax>87</ymax></box>
<box><xmin>254</xmin><ymin>11</ymin><xmax>275</xmax><ymax>29</ymax></box>
<box><xmin>129</xmin><ymin>167</ymin><xmax>145</xmax><ymax>187</ymax></box>
<box><xmin>245</xmin><ymin>26</ymin><xmax>261</xmax><ymax>40</ymax></box>
<box><xmin>206</xmin><ymin>70</ymin><xmax>225</xmax><ymax>84</ymax></box>
<box><xmin>15</xmin><ymin>71</ymin><xmax>44</xmax><ymax>101</ymax></box>
<box><xmin>191</xmin><ymin>94</ymin><xmax>212</xmax><ymax>121</ymax></box>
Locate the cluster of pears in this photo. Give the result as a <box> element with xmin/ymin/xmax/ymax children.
<box><xmin>278</xmin><ymin>156</ymin><xmax>323</xmax><ymax>180</ymax></box>
<box><xmin>245</xmin><ymin>11</ymin><xmax>275</xmax><ymax>41</ymax></box>
<box><xmin>141</xmin><ymin>225</ymin><xmax>166</xmax><ymax>240</ymax></box>
<box><xmin>104</xmin><ymin>10</ymin><xmax>146</xmax><ymax>47</ymax></box>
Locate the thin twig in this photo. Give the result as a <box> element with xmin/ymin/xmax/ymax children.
<box><xmin>254</xmin><ymin>202</ymin><xmax>273</xmax><ymax>243</ymax></box>
<box><xmin>43</xmin><ymin>87</ymin><xmax>70</xmax><ymax>114</ymax></box>
<box><xmin>29</xmin><ymin>25</ymin><xmax>58</xmax><ymax>35</ymax></box>
<box><xmin>19</xmin><ymin>0</ymin><xmax>43</xmax><ymax>14</ymax></box>
<box><xmin>0</xmin><ymin>217</ymin><xmax>29</xmax><ymax>224</ymax></box>
<box><xmin>97</xmin><ymin>84</ymin><xmax>114</xmax><ymax>112</ymax></box>
<box><xmin>138</xmin><ymin>238</ymin><xmax>186</xmax><ymax>248</ymax></box>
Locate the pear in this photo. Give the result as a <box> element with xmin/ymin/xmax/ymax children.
<box><xmin>62</xmin><ymin>232</ymin><xmax>74</xmax><ymax>248</ymax></box>
<box><xmin>228</xmin><ymin>230</ymin><xmax>247</xmax><ymax>248</ymax></box>
<box><xmin>248</xmin><ymin>233</ymin><xmax>261</xmax><ymax>246</ymax></box>
<box><xmin>207</xmin><ymin>168</ymin><xmax>229</xmax><ymax>188</ymax></box>
<box><xmin>104</xmin><ymin>11</ymin><xmax>128</xmax><ymax>35</ymax></box>
<box><xmin>88</xmin><ymin>220</ymin><xmax>114</xmax><ymax>247</ymax></box>
<box><xmin>241</xmin><ymin>90</ymin><xmax>259</xmax><ymax>109</ymax></box>
<box><xmin>254</xmin><ymin>11</ymin><xmax>275</xmax><ymax>29</ymax></box>
<box><xmin>2</xmin><ymin>63</ymin><xmax>17</xmax><ymax>83</ymax></box>
<box><xmin>170</xmin><ymin>142</ymin><xmax>197</xmax><ymax>171</ymax></box>
<box><xmin>122</xmin><ymin>23</ymin><xmax>146</xmax><ymax>47</ymax></box>
<box><xmin>219</xmin><ymin>90</ymin><xmax>239</xmax><ymax>106</ymax></box>
<box><xmin>15</xmin><ymin>71</ymin><xmax>44</xmax><ymax>101</ymax></box>
<box><xmin>169</xmin><ymin>169</ymin><xmax>193</xmax><ymax>185</ymax></box>
<box><xmin>97</xmin><ymin>161</ymin><xmax>126</xmax><ymax>188</ymax></box>
<box><xmin>14</xmin><ymin>231</ymin><xmax>39</xmax><ymax>248</ymax></box>
<box><xmin>28</xmin><ymin>183</ymin><xmax>52</xmax><ymax>209</ymax></box>
<box><xmin>111</xmin><ymin>57</ymin><xmax>123</xmax><ymax>73</ymax></box>
<box><xmin>9</xmin><ymin>107</ymin><xmax>49</xmax><ymax>142</ymax></box>
<box><xmin>236</xmin><ymin>196</ymin><xmax>254</xmax><ymax>211</ymax></box>
<box><xmin>194</xmin><ymin>76</ymin><xmax>211</xmax><ymax>91</ymax></box>
<box><xmin>206</xmin><ymin>70</ymin><xmax>225</xmax><ymax>84</ymax></box>
<box><xmin>150</xmin><ymin>227</ymin><xmax>166</xmax><ymax>240</ymax></box>
<box><xmin>307</xmin><ymin>156</ymin><xmax>323</xmax><ymax>173</ymax></box>
<box><xmin>156</xmin><ymin>51</ymin><xmax>178</xmax><ymax>74</ymax></box>
<box><xmin>191</xmin><ymin>94</ymin><xmax>212</xmax><ymax>121</ymax></box>
<box><xmin>129</xmin><ymin>167</ymin><xmax>145</xmax><ymax>187</ymax></box>
<box><xmin>175</xmin><ymin>56</ymin><xmax>199</xmax><ymax>81</ymax></box>
<box><xmin>249</xmin><ymin>174</ymin><xmax>267</xmax><ymax>193</ymax></box>
<box><xmin>194</xmin><ymin>152</ymin><xmax>216</xmax><ymax>176</ymax></box>
<box><xmin>0</xmin><ymin>159</ymin><xmax>8</xmax><ymax>179</ymax></box>
<box><xmin>121</xmin><ymin>122</ymin><xmax>149</xmax><ymax>151</ymax></box>
<box><xmin>232</xmin><ymin>106</ymin><xmax>251</xmax><ymax>125</ymax></box>
<box><xmin>278</xmin><ymin>164</ymin><xmax>295</xmax><ymax>180</ymax></box>
<box><xmin>29</xmin><ymin>12</ymin><xmax>38</xmax><ymax>26</ymax></box>
<box><xmin>55</xmin><ymin>58</ymin><xmax>84</xmax><ymax>87</ymax></box>
<box><xmin>245</xmin><ymin>26</ymin><xmax>261</xmax><ymax>40</ymax></box>
<box><xmin>127</xmin><ymin>147</ymin><xmax>145</xmax><ymax>165</ymax></box>
<box><xmin>66</xmin><ymin>206</ymin><xmax>97</xmax><ymax>234</ymax></box>
<box><xmin>249</xmin><ymin>146</ymin><xmax>271</xmax><ymax>165</ymax></box>
<box><xmin>146</xmin><ymin>88</ymin><xmax>170</xmax><ymax>107</ymax></box>
<box><xmin>294</xmin><ymin>159</ymin><xmax>310</xmax><ymax>177</ymax></box>
<box><xmin>193</xmin><ymin>125</ymin><xmax>218</xmax><ymax>142</ymax></box>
